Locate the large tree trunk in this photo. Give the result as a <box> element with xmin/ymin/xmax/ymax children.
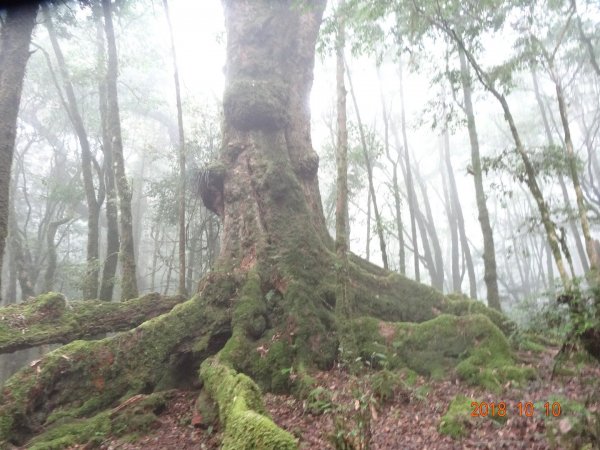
<box><xmin>459</xmin><ymin>47</ymin><xmax>501</xmax><ymax>310</ymax></box>
<box><xmin>0</xmin><ymin>3</ymin><xmax>38</xmax><ymax>304</ymax></box>
<box><xmin>0</xmin><ymin>3</ymin><xmax>517</xmax><ymax>448</ymax></box>
<box><xmin>102</xmin><ymin>0</ymin><xmax>138</xmax><ymax>300</ymax></box>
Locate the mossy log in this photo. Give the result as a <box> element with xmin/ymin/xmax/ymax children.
<box><xmin>0</xmin><ymin>292</ymin><xmax>186</xmax><ymax>354</ymax></box>
<box><xmin>0</xmin><ymin>274</ymin><xmax>235</xmax><ymax>445</ymax></box>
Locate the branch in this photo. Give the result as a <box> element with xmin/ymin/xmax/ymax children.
<box><xmin>0</xmin><ymin>292</ymin><xmax>186</xmax><ymax>354</ymax></box>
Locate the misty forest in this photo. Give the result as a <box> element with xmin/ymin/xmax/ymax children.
<box><xmin>0</xmin><ymin>0</ymin><xmax>599</xmax><ymax>448</ymax></box>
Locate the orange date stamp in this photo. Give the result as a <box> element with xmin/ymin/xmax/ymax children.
<box><xmin>470</xmin><ymin>401</ymin><xmax>562</xmax><ymax>418</ymax></box>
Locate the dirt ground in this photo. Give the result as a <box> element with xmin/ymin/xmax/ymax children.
<box><xmin>73</xmin><ymin>346</ymin><xmax>600</xmax><ymax>449</ymax></box>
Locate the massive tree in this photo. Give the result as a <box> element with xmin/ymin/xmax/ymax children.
<box><xmin>0</xmin><ymin>3</ymin><xmax>38</xmax><ymax>304</ymax></box>
<box><xmin>0</xmin><ymin>1</ymin><xmax>527</xmax><ymax>448</ymax></box>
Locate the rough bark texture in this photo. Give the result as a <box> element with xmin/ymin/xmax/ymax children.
<box><xmin>0</xmin><ymin>3</ymin><xmax>38</xmax><ymax>304</ymax></box>
<box><xmin>459</xmin><ymin>48</ymin><xmax>501</xmax><ymax>310</ymax></box>
<box><xmin>102</xmin><ymin>0</ymin><xmax>138</xmax><ymax>300</ymax></box>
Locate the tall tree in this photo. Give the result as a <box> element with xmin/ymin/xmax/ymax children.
<box><xmin>335</xmin><ymin>0</ymin><xmax>350</xmax><ymax>315</ymax></box>
<box><xmin>42</xmin><ymin>5</ymin><xmax>104</xmax><ymax>299</ymax></box>
<box><xmin>101</xmin><ymin>0</ymin><xmax>138</xmax><ymax>300</ymax></box>
<box><xmin>346</xmin><ymin>63</ymin><xmax>389</xmax><ymax>269</ymax></box>
<box><xmin>0</xmin><ymin>3</ymin><xmax>38</xmax><ymax>304</ymax></box>
<box><xmin>458</xmin><ymin>47</ymin><xmax>501</xmax><ymax>310</ymax></box>
<box><xmin>397</xmin><ymin>56</ymin><xmax>420</xmax><ymax>281</ymax></box>
<box><xmin>94</xmin><ymin>2</ymin><xmax>119</xmax><ymax>301</ymax></box>
<box><xmin>163</xmin><ymin>0</ymin><xmax>187</xmax><ymax>297</ymax></box>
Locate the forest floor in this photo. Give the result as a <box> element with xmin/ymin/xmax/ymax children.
<box><xmin>56</xmin><ymin>345</ymin><xmax>599</xmax><ymax>450</ymax></box>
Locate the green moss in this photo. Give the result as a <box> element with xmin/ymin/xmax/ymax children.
<box><xmin>233</xmin><ymin>272</ymin><xmax>268</xmax><ymax>339</ymax></box>
<box><xmin>200</xmin><ymin>357</ymin><xmax>297</xmax><ymax>450</ymax></box>
<box><xmin>342</xmin><ymin>314</ymin><xmax>535</xmax><ymax>391</ymax></box>
<box><xmin>442</xmin><ymin>295</ymin><xmax>516</xmax><ymax>335</ymax></box>
<box><xmin>438</xmin><ymin>395</ymin><xmax>475</xmax><ymax>438</ymax></box>
<box><xmin>27</xmin><ymin>411</ymin><xmax>111</xmax><ymax>450</ymax></box>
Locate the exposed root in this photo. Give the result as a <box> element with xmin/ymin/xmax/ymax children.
<box><xmin>200</xmin><ymin>356</ymin><xmax>297</xmax><ymax>450</ymax></box>
<box><xmin>0</xmin><ymin>274</ymin><xmax>236</xmax><ymax>446</ymax></box>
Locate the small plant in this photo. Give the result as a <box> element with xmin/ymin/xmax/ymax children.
<box><xmin>370</xmin><ymin>369</ymin><xmax>406</xmax><ymax>404</ymax></box>
<box><xmin>329</xmin><ymin>383</ymin><xmax>375</xmax><ymax>450</ymax></box>
<box><xmin>304</xmin><ymin>386</ymin><xmax>335</xmax><ymax>416</ymax></box>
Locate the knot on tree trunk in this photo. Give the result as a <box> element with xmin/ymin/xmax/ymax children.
<box><xmin>196</xmin><ymin>164</ymin><xmax>225</xmax><ymax>217</ymax></box>
<box><xmin>223</xmin><ymin>78</ymin><xmax>289</xmax><ymax>131</ymax></box>
<box><xmin>293</xmin><ymin>152</ymin><xmax>319</xmax><ymax>179</ymax></box>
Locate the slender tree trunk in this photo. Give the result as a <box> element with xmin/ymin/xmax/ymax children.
<box><xmin>102</xmin><ymin>0</ymin><xmax>138</xmax><ymax>300</ymax></box>
<box><xmin>414</xmin><ymin>174</ymin><xmax>444</xmax><ymax>290</ymax></box>
<box><xmin>531</xmin><ymin>69</ymin><xmax>590</xmax><ymax>274</ymax></box>
<box><xmin>95</xmin><ymin>4</ymin><xmax>119</xmax><ymax>302</ymax></box>
<box><xmin>43</xmin><ymin>217</ymin><xmax>70</xmax><ymax>292</ymax></box>
<box><xmin>439</xmin><ymin>137</ymin><xmax>460</xmax><ymax>292</ymax></box>
<box><xmin>378</xmin><ymin>67</ymin><xmax>405</xmax><ymax>274</ymax></box>
<box><xmin>346</xmin><ymin>63</ymin><xmax>389</xmax><ymax>269</ymax></box>
<box><xmin>0</xmin><ymin>3</ymin><xmax>38</xmax><ymax>304</ymax></box>
<box><xmin>397</xmin><ymin>57</ymin><xmax>420</xmax><ymax>281</ymax></box>
<box><xmin>459</xmin><ymin>48</ymin><xmax>500</xmax><ymax>309</ymax></box>
<box><xmin>451</xmin><ymin>33</ymin><xmax>570</xmax><ymax>287</ymax></box>
<box><xmin>163</xmin><ymin>0</ymin><xmax>187</xmax><ymax>297</ymax></box>
<box><xmin>443</xmin><ymin>127</ymin><xmax>477</xmax><ymax>298</ymax></box>
<box><xmin>551</xmin><ymin>68</ymin><xmax>600</xmax><ymax>280</ymax></box>
<box><xmin>43</xmin><ymin>6</ymin><xmax>102</xmax><ymax>299</ymax></box>
<box><xmin>335</xmin><ymin>0</ymin><xmax>350</xmax><ymax>316</ymax></box>
<box><xmin>186</xmin><ymin>224</ymin><xmax>198</xmax><ymax>294</ymax></box>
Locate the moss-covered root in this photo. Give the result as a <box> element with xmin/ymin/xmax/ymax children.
<box><xmin>0</xmin><ymin>290</ymin><xmax>232</xmax><ymax>446</ymax></box>
<box><xmin>200</xmin><ymin>357</ymin><xmax>297</xmax><ymax>450</ymax></box>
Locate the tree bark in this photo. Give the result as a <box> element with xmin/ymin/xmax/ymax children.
<box><xmin>459</xmin><ymin>47</ymin><xmax>501</xmax><ymax>309</ymax></box>
<box><xmin>0</xmin><ymin>3</ymin><xmax>38</xmax><ymax>304</ymax></box>
<box><xmin>101</xmin><ymin>0</ymin><xmax>138</xmax><ymax>300</ymax></box>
